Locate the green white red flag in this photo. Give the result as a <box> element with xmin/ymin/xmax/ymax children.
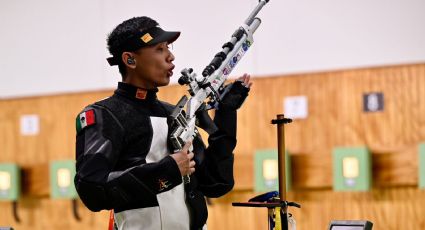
<box><xmin>76</xmin><ymin>109</ymin><xmax>95</xmax><ymax>133</ymax></box>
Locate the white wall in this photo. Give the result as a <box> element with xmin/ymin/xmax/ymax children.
<box><xmin>1</xmin><ymin>0</ymin><xmax>424</xmax><ymax>98</ymax></box>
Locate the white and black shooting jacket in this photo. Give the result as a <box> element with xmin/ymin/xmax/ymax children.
<box><xmin>74</xmin><ymin>82</ymin><xmax>244</xmax><ymax>230</ymax></box>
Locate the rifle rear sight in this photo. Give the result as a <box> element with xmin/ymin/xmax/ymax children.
<box><xmin>177</xmin><ymin>68</ymin><xmax>194</xmax><ymax>85</ymax></box>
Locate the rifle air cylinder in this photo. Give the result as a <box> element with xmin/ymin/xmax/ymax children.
<box><xmin>202</xmin><ymin>27</ymin><xmax>245</xmax><ymax>77</ymax></box>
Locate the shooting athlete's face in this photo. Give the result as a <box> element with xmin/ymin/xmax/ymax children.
<box><xmin>131</xmin><ymin>42</ymin><xmax>175</xmax><ymax>89</ymax></box>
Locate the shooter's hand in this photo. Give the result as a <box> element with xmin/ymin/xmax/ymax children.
<box><xmin>219</xmin><ymin>73</ymin><xmax>252</xmax><ymax>111</ymax></box>
<box><xmin>170</xmin><ymin>141</ymin><xmax>196</xmax><ymax>176</ymax></box>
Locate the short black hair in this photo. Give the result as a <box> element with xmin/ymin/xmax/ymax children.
<box><xmin>107</xmin><ymin>16</ymin><xmax>159</xmax><ymax>79</ymax></box>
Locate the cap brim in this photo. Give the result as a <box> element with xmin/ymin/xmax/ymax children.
<box><xmin>153</xmin><ymin>30</ymin><xmax>180</xmax><ymax>45</ymax></box>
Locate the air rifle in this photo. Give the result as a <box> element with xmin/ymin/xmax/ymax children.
<box><xmin>169</xmin><ymin>0</ymin><xmax>270</xmax><ymax>183</ymax></box>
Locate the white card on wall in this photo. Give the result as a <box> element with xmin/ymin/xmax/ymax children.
<box><xmin>20</xmin><ymin>114</ymin><xmax>40</xmax><ymax>136</ymax></box>
<box><xmin>284</xmin><ymin>96</ymin><xmax>308</xmax><ymax>119</ymax></box>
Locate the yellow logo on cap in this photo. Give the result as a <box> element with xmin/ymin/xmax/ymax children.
<box><xmin>141</xmin><ymin>33</ymin><xmax>153</xmax><ymax>43</ymax></box>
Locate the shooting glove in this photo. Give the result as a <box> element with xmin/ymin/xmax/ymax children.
<box><xmin>218</xmin><ymin>80</ymin><xmax>250</xmax><ymax>111</ymax></box>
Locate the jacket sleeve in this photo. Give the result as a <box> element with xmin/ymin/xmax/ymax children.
<box><xmin>74</xmin><ymin>105</ymin><xmax>182</xmax><ymax>212</ymax></box>
<box><xmin>195</xmin><ymin>81</ymin><xmax>250</xmax><ymax>197</ymax></box>
<box><xmin>195</xmin><ymin>109</ymin><xmax>237</xmax><ymax>198</ymax></box>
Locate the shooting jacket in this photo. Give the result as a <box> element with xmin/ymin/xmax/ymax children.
<box><xmin>74</xmin><ymin>82</ymin><xmax>237</xmax><ymax>230</ymax></box>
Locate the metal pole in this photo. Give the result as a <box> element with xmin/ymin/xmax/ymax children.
<box><xmin>272</xmin><ymin>114</ymin><xmax>292</xmax><ymax>230</ymax></box>
<box><xmin>273</xmin><ymin>114</ymin><xmax>290</xmax><ymax>205</ymax></box>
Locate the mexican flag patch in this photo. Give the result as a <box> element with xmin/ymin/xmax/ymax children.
<box><xmin>76</xmin><ymin>109</ymin><xmax>96</xmax><ymax>133</ymax></box>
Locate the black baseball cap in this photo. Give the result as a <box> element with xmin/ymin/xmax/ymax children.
<box><xmin>107</xmin><ymin>26</ymin><xmax>180</xmax><ymax>66</ymax></box>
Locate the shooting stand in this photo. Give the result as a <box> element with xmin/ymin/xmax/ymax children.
<box><xmin>232</xmin><ymin>114</ymin><xmax>300</xmax><ymax>230</ymax></box>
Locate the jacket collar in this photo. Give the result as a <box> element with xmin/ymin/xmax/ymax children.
<box><xmin>115</xmin><ymin>82</ymin><xmax>159</xmax><ymax>102</ymax></box>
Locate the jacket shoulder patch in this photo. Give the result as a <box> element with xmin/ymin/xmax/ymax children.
<box><xmin>76</xmin><ymin>109</ymin><xmax>96</xmax><ymax>133</ymax></box>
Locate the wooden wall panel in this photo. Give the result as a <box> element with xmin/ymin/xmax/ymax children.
<box><xmin>0</xmin><ymin>92</ymin><xmax>113</xmax><ymax>229</ymax></box>
<box><xmin>1</xmin><ymin>63</ymin><xmax>425</xmax><ymax>229</ymax></box>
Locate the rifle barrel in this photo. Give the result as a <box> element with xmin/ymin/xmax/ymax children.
<box><xmin>245</xmin><ymin>0</ymin><xmax>269</xmax><ymax>26</ymax></box>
